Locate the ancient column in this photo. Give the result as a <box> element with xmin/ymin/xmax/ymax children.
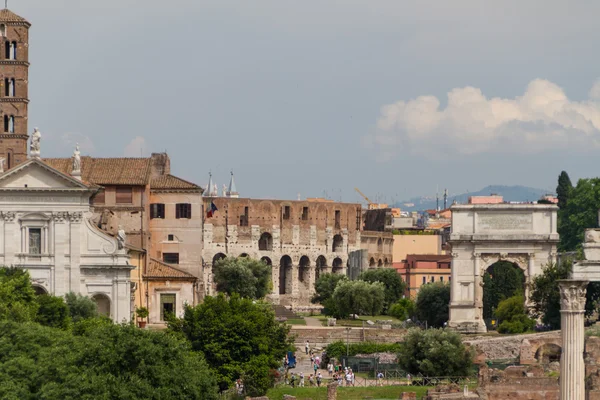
<box><xmin>559</xmin><ymin>279</ymin><xmax>588</xmax><ymax>400</ymax></box>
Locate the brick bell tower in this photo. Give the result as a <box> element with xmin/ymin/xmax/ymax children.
<box><xmin>0</xmin><ymin>8</ymin><xmax>30</xmax><ymax>170</ymax></box>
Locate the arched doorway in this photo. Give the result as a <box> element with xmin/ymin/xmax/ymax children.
<box><xmin>33</xmin><ymin>285</ymin><xmax>48</xmax><ymax>295</ymax></box>
<box><xmin>259</xmin><ymin>232</ymin><xmax>273</xmax><ymax>251</ymax></box>
<box><xmin>279</xmin><ymin>255</ymin><xmax>292</xmax><ymax>295</ymax></box>
<box><xmin>332</xmin><ymin>257</ymin><xmax>343</xmax><ymax>274</ymax></box>
<box><xmin>332</xmin><ymin>235</ymin><xmax>343</xmax><ymax>252</ymax></box>
<box><xmin>377</xmin><ymin>259</ymin><xmax>383</xmax><ymax>267</ymax></box>
<box><xmin>316</xmin><ymin>255</ymin><xmax>327</xmax><ymax>281</ymax></box>
<box><xmin>299</xmin><ymin>256</ymin><xmax>310</xmax><ymax>288</ymax></box>
<box><xmin>92</xmin><ymin>293</ymin><xmax>111</xmax><ymax>317</ymax></box>
<box><xmin>213</xmin><ymin>253</ymin><xmax>226</xmax><ymax>265</ymax></box>
<box><xmin>384</xmin><ymin>258</ymin><xmax>389</xmax><ymax>267</ymax></box>
<box><xmin>260</xmin><ymin>256</ymin><xmax>272</xmax><ymax>266</ymax></box>
<box><xmin>369</xmin><ymin>258</ymin><xmax>375</xmax><ymax>268</ymax></box>
<box><xmin>482</xmin><ymin>261</ymin><xmax>525</xmax><ymax>320</ymax></box>
<box><xmin>535</xmin><ymin>343</ymin><xmax>562</xmax><ymax>364</ymax></box>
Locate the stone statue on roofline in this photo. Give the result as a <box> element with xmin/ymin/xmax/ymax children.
<box><xmin>117</xmin><ymin>225</ymin><xmax>126</xmax><ymax>249</ymax></box>
<box><xmin>72</xmin><ymin>143</ymin><xmax>81</xmax><ymax>172</ymax></box>
<box><xmin>30</xmin><ymin>127</ymin><xmax>41</xmax><ymax>158</ymax></box>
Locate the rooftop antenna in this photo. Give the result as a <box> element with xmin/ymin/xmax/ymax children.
<box><xmin>4</xmin><ymin>1</ymin><xmax>7</xmax><ymax>9</ymax></box>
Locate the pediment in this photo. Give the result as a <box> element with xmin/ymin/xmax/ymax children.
<box><xmin>0</xmin><ymin>159</ymin><xmax>89</xmax><ymax>190</ymax></box>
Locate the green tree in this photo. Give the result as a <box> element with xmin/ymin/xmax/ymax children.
<box><xmin>64</xmin><ymin>292</ymin><xmax>98</xmax><ymax>322</ymax></box>
<box><xmin>398</xmin><ymin>328</ymin><xmax>473</xmax><ymax>377</ymax></box>
<box><xmin>415</xmin><ymin>282</ymin><xmax>450</xmax><ymax>328</ymax></box>
<box><xmin>0</xmin><ymin>267</ymin><xmax>38</xmax><ymax>322</ymax></box>
<box><xmin>529</xmin><ymin>260</ymin><xmax>570</xmax><ymax>329</ymax></box>
<box><xmin>556</xmin><ymin>170</ymin><xmax>573</xmax><ymax>210</ymax></box>
<box><xmin>495</xmin><ymin>294</ymin><xmax>535</xmax><ymax>334</ymax></box>
<box><xmin>482</xmin><ymin>261</ymin><xmax>525</xmax><ymax>319</ymax></box>
<box><xmin>167</xmin><ymin>293</ymin><xmax>291</xmax><ymax>394</ymax></box>
<box><xmin>331</xmin><ymin>280</ymin><xmax>385</xmax><ymax>318</ymax></box>
<box><xmin>558</xmin><ymin>178</ymin><xmax>600</xmax><ymax>252</ymax></box>
<box><xmin>213</xmin><ymin>256</ymin><xmax>272</xmax><ymax>299</ymax></box>
<box><xmin>35</xmin><ymin>295</ymin><xmax>70</xmax><ymax>330</ymax></box>
<box><xmin>388</xmin><ymin>298</ymin><xmax>415</xmax><ymax>320</ymax></box>
<box><xmin>0</xmin><ymin>320</ymin><xmax>219</xmax><ymax>399</ymax></box>
<box><xmin>359</xmin><ymin>268</ymin><xmax>406</xmax><ymax>312</ymax></box>
<box><xmin>312</xmin><ymin>273</ymin><xmax>347</xmax><ymax>304</ymax></box>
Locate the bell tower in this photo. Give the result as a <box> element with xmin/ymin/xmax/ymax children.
<box><xmin>0</xmin><ymin>8</ymin><xmax>30</xmax><ymax>170</ymax></box>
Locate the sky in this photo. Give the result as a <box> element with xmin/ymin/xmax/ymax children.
<box><xmin>16</xmin><ymin>0</ymin><xmax>600</xmax><ymax>205</ymax></box>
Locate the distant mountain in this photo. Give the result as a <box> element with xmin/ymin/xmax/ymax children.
<box><xmin>394</xmin><ymin>185</ymin><xmax>554</xmax><ymax>212</ymax></box>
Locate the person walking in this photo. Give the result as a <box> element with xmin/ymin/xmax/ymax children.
<box><xmin>377</xmin><ymin>371</ymin><xmax>384</xmax><ymax>386</ymax></box>
<box><xmin>305</xmin><ymin>340</ymin><xmax>309</xmax><ymax>355</ymax></box>
<box><xmin>290</xmin><ymin>372</ymin><xmax>296</xmax><ymax>388</ymax></box>
<box><xmin>309</xmin><ymin>374</ymin><xmax>314</xmax><ymax>386</ymax></box>
<box><xmin>316</xmin><ymin>372</ymin><xmax>322</xmax><ymax>387</ymax></box>
<box><xmin>313</xmin><ymin>362</ymin><xmax>318</xmax><ymax>374</ymax></box>
<box><xmin>327</xmin><ymin>362</ymin><xmax>333</xmax><ymax>376</ymax></box>
<box><xmin>299</xmin><ymin>372</ymin><xmax>305</xmax><ymax>387</ymax></box>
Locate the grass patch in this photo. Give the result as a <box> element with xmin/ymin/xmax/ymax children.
<box><xmin>286</xmin><ymin>318</ymin><xmax>307</xmax><ymax>326</ymax></box>
<box><xmin>316</xmin><ymin>315</ymin><xmax>403</xmax><ymax>327</ymax></box>
<box><xmin>266</xmin><ymin>385</ymin><xmax>431</xmax><ymax>400</ymax></box>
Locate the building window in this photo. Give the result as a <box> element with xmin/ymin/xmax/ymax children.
<box><xmin>356</xmin><ymin>208</ymin><xmax>361</xmax><ymax>230</ymax></box>
<box><xmin>5</xmin><ymin>41</ymin><xmax>15</xmax><ymax>60</ymax></box>
<box><xmin>94</xmin><ymin>190</ymin><xmax>105</xmax><ymax>205</ymax></box>
<box><xmin>240</xmin><ymin>206</ymin><xmax>249</xmax><ymax>227</ymax></box>
<box><xmin>301</xmin><ymin>207</ymin><xmax>309</xmax><ymax>221</ymax></box>
<box><xmin>4</xmin><ymin>115</ymin><xmax>14</xmax><ymax>133</ymax></box>
<box><xmin>282</xmin><ymin>205</ymin><xmax>290</xmax><ymax>220</ymax></box>
<box><xmin>440</xmin><ymin>276</ymin><xmax>444</xmax><ymax>282</ymax></box>
<box><xmin>163</xmin><ymin>253</ymin><xmax>179</xmax><ymax>264</ymax></box>
<box><xmin>0</xmin><ymin>24</ymin><xmax>5</xmax><ymax>37</ymax></box>
<box><xmin>168</xmin><ymin>234</ymin><xmax>174</xmax><ymax>241</ymax></box>
<box><xmin>115</xmin><ymin>186</ymin><xmax>133</xmax><ymax>204</ymax></box>
<box><xmin>431</xmin><ymin>276</ymin><xmax>435</xmax><ymax>283</ymax></box>
<box><xmin>175</xmin><ymin>203</ymin><xmax>191</xmax><ymax>219</ymax></box>
<box><xmin>422</xmin><ymin>276</ymin><xmax>426</xmax><ymax>285</ymax></box>
<box><xmin>4</xmin><ymin>78</ymin><xmax>14</xmax><ymax>97</ymax></box>
<box><xmin>150</xmin><ymin>203</ymin><xmax>165</xmax><ymax>219</ymax></box>
<box><xmin>335</xmin><ymin>210</ymin><xmax>341</xmax><ymax>229</ymax></box>
<box><xmin>160</xmin><ymin>294</ymin><xmax>176</xmax><ymax>321</ymax></box>
<box><xmin>29</xmin><ymin>228</ymin><xmax>41</xmax><ymax>254</ymax></box>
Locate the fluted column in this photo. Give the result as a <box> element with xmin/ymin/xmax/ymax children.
<box><xmin>559</xmin><ymin>280</ymin><xmax>588</xmax><ymax>400</ymax></box>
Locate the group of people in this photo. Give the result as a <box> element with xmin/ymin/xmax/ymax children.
<box><xmin>286</xmin><ymin>371</ymin><xmax>323</xmax><ymax>387</ymax></box>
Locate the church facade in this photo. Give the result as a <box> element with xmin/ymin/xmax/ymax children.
<box><xmin>0</xmin><ymin>157</ymin><xmax>132</xmax><ymax>322</ymax></box>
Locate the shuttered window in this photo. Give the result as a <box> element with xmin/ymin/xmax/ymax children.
<box><xmin>116</xmin><ymin>187</ymin><xmax>133</xmax><ymax>204</ymax></box>
<box><xmin>175</xmin><ymin>203</ymin><xmax>191</xmax><ymax>219</ymax></box>
<box><xmin>150</xmin><ymin>203</ymin><xmax>165</xmax><ymax>219</ymax></box>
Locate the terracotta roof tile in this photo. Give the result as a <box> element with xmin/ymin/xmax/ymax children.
<box><xmin>44</xmin><ymin>157</ymin><xmax>151</xmax><ymax>186</ymax></box>
<box><xmin>145</xmin><ymin>258</ymin><xmax>197</xmax><ymax>280</ymax></box>
<box><xmin>151</xmin><ymin>174</ymin><xmax>202</xmax><ymax>191</ymax></box>
<box><xmin>0</xmin><ymin>9</ymin><xmax>29</xmax><ymax>23</ymax></box>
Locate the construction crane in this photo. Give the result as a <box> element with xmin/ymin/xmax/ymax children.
<box><xmin>355</xmin><ymin>187</ymin><xmax>378</xmax><ymax>210</ymax></box>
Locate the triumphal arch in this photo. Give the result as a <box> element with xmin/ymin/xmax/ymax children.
<box><xmin>448</xmin><ymin>203</ymin><xmax>559</xmax><ymax>333</ymax></box>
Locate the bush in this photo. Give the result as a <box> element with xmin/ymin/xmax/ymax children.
<box><xmin>389</xmin><ymin>298</ymin><xmax>415</xmax><ymax>320</ymax></box>
<box><xmin>498</xmin><ymin>314</ymin><xmax>536</xmax><ymax>334</ymax></box>
<box><xmin>359</xmin><ymin>269</ymin><xmax>406</xmax><ymax>312</ymax></box>
<box><xmin>325</xmin><ymin>341</ymin><xmax>403</xmax><ymax>360</ymax></box>
<box><xmin>331</xmin><ymin>280</ymin><xmax>385</xmax><ymax>318</ymax></box>
<box><xmin>495</xmin><ymin>295</ymin><xmax>535</xmax><ymax>334</ymax></box>
<box><xmin>415</xmin><ymin>282</ymin><xmax>450</xmax><ymax>327</ymax></box>
<box><xmin>312</xmin><ymin>273</ymin><xmax>347</xmax><ymax>304</ymax></box>
<box><xmin>35</xmin><ymin>295</ymin><xmax>70</xmax><ymax>330</ymax></box>
<box><xmin>0</xmin><ymin>267</ymin><xmax>38</xmax><ymax>322</ymax></box>
<box><xmin>213</xmin><ymin>257</ymin><xmax>272</xmax><ymax>299</ymax></box>
<box><xmin>399</xmin><ymin>328</ymin><xmax>473</xmax><ymax>377</ymax></box>
<box><xmin>65</xmin><ymin>292</ymin><xmax>98</xmax><ymax>322</ymax></box>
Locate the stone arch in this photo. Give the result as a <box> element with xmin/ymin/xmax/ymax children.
<box><xmin>32</xmin><ymin>285</ymin><xmax>48</xmax><ymax>295</ymax></box>
<box><xmin>384</xmin><ymin>258</ymin><xmax>389</xmax><ymax>267</ymax></box>
<box><xmin>482</xmin><ymin>260</ymin><xmax>526</xmax><ymax>320</ymax></box>
<box><xmin>92</xmin><ymin>293</ymin><xmax>111</xmax><ymax>317</ymax></box>
<box><xmin>239</xmin><ymin>253</ymin><xmax>249</xmax><ymax>258</ymax></box>
<box><xmin>377</xmin><ymin>238</ymin><xmax>383</xmax><ymax>253</ymax></box>
<box><xmin>279</xmin><ymin>255</ymin><xmax>293</xmax><ymax>295</ymax></box>
<box><xmin>260</xmin><ymin>256</ymin><xmax>272</xmax><ymax>266</ymax></box>
<box><xmin>369</xmin><ymin>257</ymin><xmax>376</xmax><ymax>268</ymax></box>
<box><xmin>332</xmin><ymin>234</ymin><xmax>343</xmax><ymax>252</ymax></box>
<box><xmin>535</xmin><ymin>343</ymin><xmax>562</xmax><ymax>364</ymax></box>
<box><xmin>213</xmin><ymin>253</ymin><xmax>226</xmax><ymax>265</ymax></box>
<box><xmin>299</xmin><ymin>256</ymin><xmax>310</xmax><ymax>286</ymax></box>
<box><xmin>332</xmin><ymin>257</ymin><xmax>343</xmax><ymax>274</ymax></box>
<box><xmin>259</xmin><ymin>232</ymin><xmax>273</xmax><ymax>251</ymax></box>
<box><xmin>316</xmin><ymin>255</ymin><xmax>327</xmax><ymax>281</ymax></box>
<box><xmin>377</xmin><ymin>259</ymin><xmax>383</xmax><ymax>267</ymax></box>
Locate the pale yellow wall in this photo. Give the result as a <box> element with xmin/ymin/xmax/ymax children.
<box><xmin>392</xmin><ymin>235</ymin><xmax>442</xmax><ymax>262</ymax></box>
<box><xmin>128</xmin><ymin>249</ymin><xmax>146</xmax><ymax>312</ymax></box>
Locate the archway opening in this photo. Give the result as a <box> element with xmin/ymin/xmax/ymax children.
<box><xmin>279</xmin><ymin>255</ymin><xmax>292</xmax><ymax>295</ymax></box>
<box><xmin>239</xmin><ymin>253</ymin><xmax>249</xmax><ymax>258</ymax></box>
<box><xmin>535</xmin><ymin>343</ymin><xmax>562</xmax><ymax>364</ymax></box>
<box><xmin>260</xmin><ymin>256</ymin><xmax>272</xmax><ymax>266</ymax></box>
<box><xmin>259</xmin><ymin>232</ymin><xmax>273</xmax><ymax>251</ymax></box>
<box><xmin>482</xmin><ymin>261</ymin><xmax>525</xmax><ymax>320</ymax></box>
<box><xmin>332</xmin><ymin>257</ymin><xmax>343</xmax><ymax>274</ymax></box>
<box><xmin>377</xmin><ymin>259</ymin><xmax>383</xmax><ymax>267</ymax></box>
<box><xmin>332</xmin><ymin>234</ymin><xmax>343</xmax><ymax>252</ymax></box>
<box><xmin>316</xmin><ymin>255</ymin><xmax>327</xmax><ymax>281</ymax></box>
<box><xmin>299</xmin><ymin>256</ymin><xmax>310</xmax><ymax>287</ymax></box>
<box><xmin>213</xmin><ymin>253</ymin><xmax>226</xmax><ymax>265</ymax></box>
<box><xmin>369</xmin><ymin>258</ymin><xmax>375</xmax><ymax>268</ymax></box>
<box><xmin>92</xmin><ymin>293</ymin><xmax>111</xmax><ymax>317</ymax></box>
<box><xmin>33</xmin><ymin>285</ymin><xmax>48</xmax><ymax>295</ymax></box>
<box><xmin>384</xmin><ymin>258</ymin><xmax>389</xmax><ymax>267</ymax></box>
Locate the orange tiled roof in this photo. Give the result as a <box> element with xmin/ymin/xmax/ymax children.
<box><xmin>151</xmin><ymin>174</ymin><xmax>202</xmax><ymax>192</ymax></box>
<box><xmin>44</xmin><ymin>157</ymin><xmax>152</xmax><ymax>186</ymax></box>
<box><xmin>0</xmin><ymin>9</ymin><xmax>29</xmax><ymax>23</ymax></box>
<box><xmin>145</xmin><ymin>258</ymin><xmax>197</xmax><ymax>280</ymax></box>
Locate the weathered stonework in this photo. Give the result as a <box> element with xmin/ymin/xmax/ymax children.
<box><xmin>448</xmin><ymin>204</ymin><xmax>559</xmax><ymax>333</ymax></box>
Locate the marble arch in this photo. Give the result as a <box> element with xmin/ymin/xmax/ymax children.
<box><xmin>448</xmin><ymin>203</ymin><xmax>558</xmax><ymax>333</ymax></box>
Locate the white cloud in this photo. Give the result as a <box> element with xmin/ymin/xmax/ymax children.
<box><xmin>124</xmin><ymin>136</ymin><xmax>148</xmax><ymax>157</ymax></box>
<box><xmin>61</xmin><ymin>133</ymin><xmax>95</xmax><ymax>154</ymax></box>
<box><xmin>368</xmin><ymin>79</ymin><xmax>600</xmax><ymax>158</ymax></box>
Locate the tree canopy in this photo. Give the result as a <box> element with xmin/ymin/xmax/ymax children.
<box><xmin>213</xmin><ymin>256</ymin><xmax>272</xmax><ymax>299</ymax></box>
<box><xmin>558</xmin><ymin>177</ymin><xmax>600</xmax><ymax>252</ymax></box>
<box><xmin>388</xmin><ymin>298</ymin><xmax>415</xmax><ymax>321</ymax></box>
<box><xmin>495</xmin><ymin>294</ymin><xmax>535</xmax><ymax>334</ymax></box>
<box><xmin>556</xmin><ymin>170</ymin><xmax>573</xmax><ymax>210</ymax></box>
<box><xmin>331</xmin><ymin>280</ymin><xmax>385</xmax><ymax>318</ymax></box>
<box><xmin>482</xmin><ymin>261</ymin><xmax>525</xmax><ymax>319</ymax></box>
<box><xmin>415</xmin><ymin>282</ymin><xmax>450</xmax><ymax>328</ymax></box>
<box><xmin>167</xmin><ymin>293</ymin><xmax>291</xmax><ymax>395</ymax></box>
<box><xmin>358</xmin><ymin>268</ymin><xmax>405</xmax><ymax>312</ymax></box>
<box><xmin>398</xmin><ymin>328</ymin><xmax>473</xmax><ymax>377</ymax></box>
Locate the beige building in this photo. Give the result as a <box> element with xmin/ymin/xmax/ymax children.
<box><xmin>392</xmin><ymin>233</ymin><xmax>442</xmax><ymax>265</ymax></box>
<box><xmin>360</xmin><ymin>230</ymin><xmax>393</xmax><ymax>267</ymax></box>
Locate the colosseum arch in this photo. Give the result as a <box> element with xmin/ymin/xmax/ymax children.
<box><xmin>332</xmin><ymin>234</ymin><xmax>344</xmax><ymax>252</ymax></box>
<box><xmin>332</xmin><ymin>257</ymin><xmax>343</xmax><ymax>274</ymax></box>
<box><xmin>448</xmin><ymin>203</ymin><xmax>558</xmax><ymax>333</ymax></box>
<box><xmin>259</xmin><ymin>232</ymin><xmax>273</xmax><ymax>251</ymax></box>
<box><xmin>279</xmin><ymin>255</ymin><xmax>293</xmax><ymax>295</ymax></box>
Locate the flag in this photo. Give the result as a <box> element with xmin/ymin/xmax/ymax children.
<box><xmin>206</xmin><ymin>201</ymin><xmax>218</xmax><ymax>218</ymax></box>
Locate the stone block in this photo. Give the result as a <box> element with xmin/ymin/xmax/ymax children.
<box><xmin>381</xmin><ymin>324</ymin><xmax>392</xmax><ymax>330</ymax></box>
<box><xmin>327</xmin><ymin>318</ymin><xmax>337</xmax><ymax>326</ymax></box>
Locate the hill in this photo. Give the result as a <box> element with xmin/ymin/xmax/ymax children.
<box><xmin>395</xmin><ymin>185</ymin><xmax>553</xmax><ymax>212</ymax></box>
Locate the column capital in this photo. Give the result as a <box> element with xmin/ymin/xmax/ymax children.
<box><xmin>559</xmin><ymin>279</ymin><xmax>588</xmax><ymax>312</ymax></box>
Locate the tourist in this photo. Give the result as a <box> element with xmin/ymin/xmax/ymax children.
<box><xmin>317</xmin><ymin>372</ymin><xmax>322</xmax><ymax>387</ymax></box>
<box><xmin>377</xmin><ymin>371</ymin><xmax>384</xmax><ymax>386</ymax></box>
<box><xmin>235</xmin><ymin>379</ymin><xmax>244</xmax><ymax>395</ymax></box>
<box><xmin>315</xmin><ymin>355</ymin><xmax>320</xmax><ymax>367</ymax></box>
<box><xmin>309</xmin><ymin>374</ymin><xmax>314</xmax><ymax>386</ymax></box>
<box><xmin>337</xmin><ymin>373</ymin><xmax>343</xmax><ymax>386</ymax></box>
<box><xmin>305</xmin><ymin>340</ymin><xmax>309</xmax><ymax>354</ymax></box>
<box><xmin>406</xmin><ymin>373</ymin><xmax>412</xmax><ymax>385</ymax></box>
<box><xmin>313</xmin><ymin>362</ymin><xmax>318</xmax><ymax>374</ymax></box>
<box><xmin>299</xmin><ymin>372</ymin><xmax>305</xmax><ymax>387</ymax></box>
<box><xmin>284</xmin><ymin>370</ymin><xmax>289</xmax><ymax>385</ymax></box>
<box><xmin>327</xmin><ymin>362</ymin><xmax>333</xmax><ymax>376</ymax></box>
<box><xmin>345</xmin><ymin>371</ymin><xmax>352</xmax><ymax>386</ymax></box>
<box><xmin>290</xmin><ymin>372</ymin><xmax>296</xmax><ymax>388</ymax></box>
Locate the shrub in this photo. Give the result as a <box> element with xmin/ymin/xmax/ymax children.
<box><xmin>495</xmin><ymin>295</ymin><xmax>535</xmax><ymax>334</ymax></box>
<box><xmin>389</xmin><ymin>298</ymin><xmax>415</xmax><ymax>320</ymax></box>
<box><xmin>35</xmin><ymin>295</ymin><xmax>70</xmax><ymax>330</ymax></box>
<box><xmin>359</xmin><ymin>269</ymin><xmax>406</xmax><ymax>312</ymax></box>
<box><xmin>65</xmin><ymin>292</ymin><xmax>98</xmax><ymax>322</ymax></box>
<box><xmin>331</xmin><ymin>280</ymin><xmax>385</xmax><ymax>318</ymax></box>
<box><xmin>415</xmin><ymin>282</ymin><xmax>450</xmax><ymax>327</ymax></box>
<box><xmin>325</xmin><ymin>341</ymin><xmax>403</xmax><ymax>360</ymax></box>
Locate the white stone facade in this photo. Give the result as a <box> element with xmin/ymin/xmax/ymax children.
<box><xmin>0</xmin><ymin>159</ymin><xmax>132</xmax><ymax>322</ymax></box>
<box><xmin>448</xmin><ymin>204</ymin><xmax>558</xmax><ymax>333</ymax></box>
